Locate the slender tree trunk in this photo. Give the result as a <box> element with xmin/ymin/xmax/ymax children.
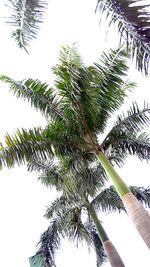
<box><xmin>87</xmin><ymin>201</ymin><xmax>125</xmax><ymax>267</ymax></box>
<box><xmin>96</xmin><ymin>150</ymin><xmax>150</xmax><ymax>249</ymax></box>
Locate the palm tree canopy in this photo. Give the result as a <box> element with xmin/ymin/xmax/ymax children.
<box><xmin>6</xmin><ymin>0</ymin><xmax>47</xmax><ymax>51</ymax></box>
<box><xmin>96</xmin><ymin>0</ymin><xmax>150</xmax><ymax>74</ymax></box>
<box><xmin>0</xmin><ymin>46</ymin><xmax>150</xmax><ymax>169</ymax></box>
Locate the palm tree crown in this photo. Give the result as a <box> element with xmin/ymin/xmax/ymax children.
<box><xmin>0</xmin><ymin>46</ymin><xmax>150</xmax><ymax>167</ymax></box>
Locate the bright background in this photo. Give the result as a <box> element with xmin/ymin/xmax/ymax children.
<box><xmin>0</xmin><ymin>0</ymin><xmax>150</xmax><ymax>266</ymax></box>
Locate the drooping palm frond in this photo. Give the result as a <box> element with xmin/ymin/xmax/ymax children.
<box><xmin>0</xmin><ymin>76</ymin><xmax>64</xmax><ymax>122</ymax></box>
<box><xmin>91</xmin><ymin>185</ymin><xmax>124</xmax><ymax>213</ymax></box>
<box><xmin>30</xmin><ymin>219</ymin><xmax>60</xmax><ymax>267</ymax></box>
<box><xmin>91</xmin><ymin>185</ymin><xmax>150</xmax><ymax>213</ymax></box>
<box><xmin>6</xmin><ymin>0</ymin><xmax>48</xmax><ymax>50</ymax></box>
<box><xmin>130</xmin><ymin>186</ymin><xmax>150</xmax><ymax>208</ymax></box>
<box><xmin>112</xmin><ymin>102</ymin><xmax>150</xmax><ymax>135</ymax></box>
<box><xmin>104</xmin><ymin>132</ymin><xmax>150</xmax><ymax>161</ymax></box>
<box><xmin>101</xmin><ymin>102</ymin><xmax>150</xmax><ymax>163</ymax></box>
<box><xmin>86</xmin><ymin>222</ymin><xmax>107</xmax><ymax>267</ymax></box>
<box><xmin>0</xmin><ymin>127</ymin><xmax>54</xmax><ymax>168</ymax></box>
<box><xmin>96</xmin><ymin>0</ymin><xmax>150</xmax><ymax>74</ymax></box>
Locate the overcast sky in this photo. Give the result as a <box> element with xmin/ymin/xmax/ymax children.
<box><xmin>0</xmin><ymin>1</ymin><xmax>150</xmax><ymax>267</ymax></box>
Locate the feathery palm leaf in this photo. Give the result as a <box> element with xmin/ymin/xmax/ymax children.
<box><xmin>0</xmin><ymin>128</ymin><xmax>54</xmax><ymax>168</ymax></box>
<box><xmin>101</xmin><ymin>102</ymin><xmax>150</xmax><ymax>163</ymax></box>
<box><xmin>30</xmin><ymin>219</ymin><xmax>60</xmax><ymax>267</ymax></box>
<box><xmin>92</xmin><ymin>230</ymin><xmax>107</xmax><ymax>267</ymax></box>
<box><xmin>6</xmin><ymin>0</ymin><xmax>47</xmax><ymax>50</ymax></box>
<box><xmin>92</xmin><ymin>185</ymin><xmax>150</xmax><ymax>213</ymax></box>
<box><xmin>0</xmin><ymin>75</ymin><xmax>64</xmax><ymax>122</ymax></box>
<box><xmin>96</xmin><ymin>0</ymin><xmax>150</xmax><ymax>74</ymax></box>
<box><xmin>103</xmin><ymin>132</ymin><xmax>150</xmax><ymax>161</ymax></box>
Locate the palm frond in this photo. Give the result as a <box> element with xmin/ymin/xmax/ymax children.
<box><xmin>0</xmin><ymin>128</ymin><xmax>54</xmax><ymax>168</ymax></box>
<box><xmin>91</xmin><ymin>185</ymin><xmax>124</xmax><ymax>213</ymax></box>
<box><xmin>91</xmin><ymin>230</ymin><xmax>107</xmax><ymax>266</ymax></box>
<box><xmin>65</xmin><ymin>207</ymin><xmax>90</xmax><ymax>246</ymax></box>
<box><xmin>28</xmin><ymin>158</ymin><xmax>64</xmax><ymax>190</ymax></box>
<box><xmin>104</xmin><ymin>102</ymin><xmax>150</xmax><ymax>138</ymax></box>
<box><xmin>85</xmin><ymin>221</ymin><xmax>107</xmax><ymax>266</ymax></box>
<box><xmin>110</xmin><ymin>132</ymin><xmax>150</xmax><ymax>160</ymax></box>
<box><xmin>94</xmin><ymin>48</ymin><xmax>135</xmax><ymax>132</ymax></box>
<box><xmin>96</xmin><ymin>0</ymin><xmax>150</xmax><ymax>74</ymax></box>
<box><xmin>92</xmin><ymin>185</ymin><xmax>150</xmax><ymax>213</ymax></box>
<box><xmin>0</xmin><ymin>75</ymin><xmax>64</xmax><ymax>121</ymax></box>
<box><xmin>130</xmin><ymin>186</ymin><xmax>150</xmax><ymax>208</ymax></box>
<box><xmin>31</xmin><ymin>220</ymin><xmax>60</xmax><ymax>267</ymax></box>
<box><xmin>101</xmin><ymin>102</ymin><xmax>150</xmax><ymax>163</ymax></box>
<box><xmin>45</xmin><ymin>196</ymin><xmax>69</xmax><ymax>220</ymax></box>
<box><xmin>6</xmin><ymin>0</ymin><xmax>48</xmax><ymax>50</ymax></box>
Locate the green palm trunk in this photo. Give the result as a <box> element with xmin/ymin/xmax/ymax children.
<box><xmin>97</xmin><ymin>150</ymin><xmax>150</xmax><ymax>249</ymax></box>
<box><xmin>87</xmin><ymin>201</ymin><xmax>125</xmax><ymax>267</ymax></box>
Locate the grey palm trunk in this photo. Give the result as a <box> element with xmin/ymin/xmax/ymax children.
<box><xmin>87</xmin><ymin>200</ymin><xmax>125</xmax><ymax>267</ymax></box>
<box><xmin>96</xmin><ymin>150</ymin><xmax>150</xmax><ymax>250</ymax></box>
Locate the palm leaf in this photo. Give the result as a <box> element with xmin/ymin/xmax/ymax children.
<box><xmin>85</xmin><ymin>221</ymin><xmax>107</xmax><ymax>267</ymax></box>
<box><xmin>91</xmin><ymin>229</ymin><xmax>107</xmax><ymax>266</ymax></box>
<box><xmin>0</xmin><ymin>128</ymin><xmax>54</xmax><ymax>168</ymax></box>
<box><xmin>94</xmin><ymin>48</ymin><xmax>135</xmax><ymax>132</ymax></box>
<box><xmin>6</xmin><ymin>0</ymin><xmax>48</xmax><ymax>50</ymax></box>
<box><xmin>91</xmin><ymin>185</ymin><xmax>150</xmax><ymax>213</ymax></box>
<box><xmin>101</xmin><ymin>102</ymin><xmax>150</xmax><ymax>163</ymax></box>
<box><xmin>0</xmin><ymin>75</ymin><xmax>64</xmax><ymax>122</ymax></box>
<box><xmin>96</xmin><ymin>0</ymin><xmax>150</xmax><ymax>74</ymax></box>
<box><xmin>111</xmin><ymin>102</ymin><xmax>150</xmax><ymax>135</ymax></box>
<box><xmin>31</xmin><ymin>220</ymin><xmax>60</xmax><ymax>267</ymax></box>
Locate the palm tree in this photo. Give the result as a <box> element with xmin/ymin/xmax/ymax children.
<box><xmin>0</xmin><ymin>46</ymin><xmax>150</xmax><ymax>248</ymax></box>
<box><xmin>28</xmin><ymin>157</ymin><xmax>150</xmax><ymax>267</ymax></box>
<box><xmin>96</xmin><ymin>0</ymin><xmax>150</xmax><ymax>74</ymax></box>
<box><xmin>5</xmin><ymin>0</ymin><xmax>48</xmax><ymax>51</ymax></box>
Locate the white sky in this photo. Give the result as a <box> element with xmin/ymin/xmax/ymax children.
<box><xmin>0</xmin><ymin>0</ymin><xmax>150</xmax><ymax>266</ymax></box>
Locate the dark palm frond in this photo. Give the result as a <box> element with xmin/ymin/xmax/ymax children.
<box><xmin>45</xmin><ymin>195</ymin><xmax>69</xmax><ymax>220</ymax></box>
<box><xmin>130</xmin><ymin>186</ymin><xmax>150</xmax><ymax>208</ymax></box>
<box><xmin>94</xmin><ymin>48</ymin><xmax>135</xmax><ymax>132</ymax></box>
<box><xmin>27</xmin><ymin>158</ymin><xmax>64</xmax><ymax>190</ymax></box>
<box><xmin>31</xmin><ymin>220</ymin><xmax>60</xmax><ymax>267</ymax></box>
<box><xmin>96</xmin><ymin>0</ymin><xmax>150</xmax><ymax>74</ymax></box>
<box><xmin>85</xmin><ymin>221</ymin><xmax>107</xmax><ymax>266</ymax></box>
<box><xmin>0</xmin><ymin>76</ymin><xmax>64</xmax><ymax>122</ymax></box>
<box><xmin>91</xmin><ymin>185</ymin><xmax>125</xmax><ymax>213</ymax></box>
<box><xmin>27</xmin><ymin>158</ymin><xmax>55</xmax><ymax>173</ymax></box>
<box><xmin>92</xmin><ymin>230</ymin><xmax>107</xmax><ymax>267</ymax></box>
<box><xmin>101</xmin><ymin>101</ymin><xmax>150</xmax><ymax>163</ymax></box>
<box><xmin>65</xmin><ymin>206</ymin><xmax>90</xmax><ymax>246</ymax></box>
<box><xmin>6</xmin><ymin>0</ymin><xmax>48</xmax><ymax>50</ymax></box>
<box><xmin>92</xmin><ymin>185</ymin><xmax>150</xmax><ymax>213</ymax></box>
<box><xmin>104</xmin><ymin>102</ymin><xmax>150</xmax><ymax>138</ymax></box>
<box><xmin>105</xmin><ymin>132</ymin><xmax>150</xmax><ymax>161</ymax></box>
<box><xmin>0</xmin><ymin>127</ymin><xmax>54</xmax><ymax>168</ymax></box>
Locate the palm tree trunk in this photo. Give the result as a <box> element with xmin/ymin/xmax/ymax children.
<box><xmin>87</xmin><ymin>201</ymin><xmax>125</xmax><ymax>267</ymax></box>
<box><xmin>96</xmin><ymin>150</ymin><xmax>150</xmax><ymax>249</ymax></box>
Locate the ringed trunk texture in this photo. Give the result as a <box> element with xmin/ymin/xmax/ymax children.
<box><xmin>123</xmin><ymin>192</ymin><xmax>150</xmax><ymax>249</ymax></box>
<box><xmin>103</xmin><ymin>240</ymin><xmax>125</xmax><ymax>267</ymax></box>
